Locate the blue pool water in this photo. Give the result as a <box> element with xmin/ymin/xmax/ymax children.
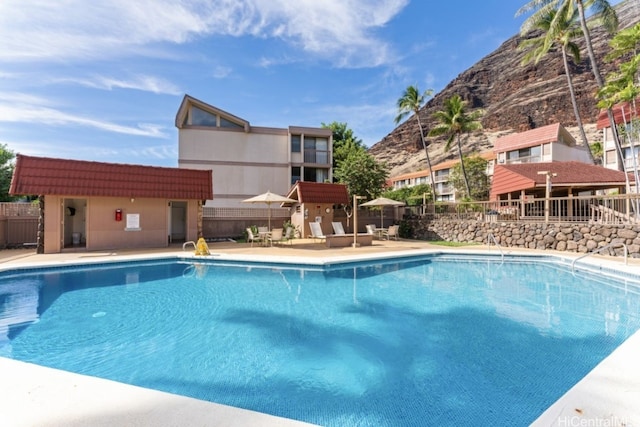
<box><xmin>1</xmin><ymin>255</ymin><xmax>640</xmax><ymax>426</ymax></box>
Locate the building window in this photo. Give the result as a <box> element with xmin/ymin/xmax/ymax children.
<box><xmin>291</xmin><ymin>135</ymin><xmax>301</xmax><ymax>153</ymax></box>
<box><xmin>190</xmin><ymin>106</ymin><xmax>217</xmax><ymax>126</ymax></box>
<box><xmin>219</xmin><ymin>116</ymin><xmax>243</xmax><ymax>129</ymax></box>
<box><xmin>303</xmin><ymin>136</ymin><xmax>329</xmax><ymax>164</ymax></box>
<box><xmin>623</xmin><ymin>146</ymin><xmax>640</xmax><ymax>169</ymax></box>
<box><xmin>291</xmin><ymin>166</ymin><xmax>301</xmax><ymax>185</ymax></box>
<box><xmin>506</xmin><ymin>146</ymin><xmax>541</xmax><ymax>164</ymax></box>
<box><xmin>605</xmin><ymin>150</ymin><xmax>617</xmax><ymax>165</ymax></box>
<box><xmin>304</xmin><ymin>167</ymin><xmax>328</xmax><ymax>183</ymax></box>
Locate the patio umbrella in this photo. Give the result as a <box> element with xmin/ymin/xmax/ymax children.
<box><xmin>242</xmin><ymin>191</ymin><xmax>297</xmax><ymax>229</ymax></box>
<box><xmin>360</xmin><ymin>197</ymin><xmax>405</xmax><ymax>228</ymax></box>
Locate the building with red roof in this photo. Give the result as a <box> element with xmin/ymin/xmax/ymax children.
<box><xmin>285</xmin><ymin>181</ymin><xmax>349</xmax><ymax>237</ymax></box>
<box><xmin>9</xmin><ymin>155</ymin><xmax>213</xmax><ymax>253</ymax></box>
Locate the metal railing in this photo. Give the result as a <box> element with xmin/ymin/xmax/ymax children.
<box><xmin>571</xmin><ymin>242</ymin><xmax>629</xmax><ymax>274</ymax></box>
<box><xmin>486</xmin><ymin>232</ymin><xmax>504</xmax><ymax>264</ymax></box>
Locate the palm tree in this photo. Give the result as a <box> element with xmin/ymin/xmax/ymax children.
<box><xmin>428</xmin><ymin>95</ymin><xmax>483</xmax><ymax>199</ymax></box>
<box><xmin>518</xmin><ymin>5</ymin><xmax>589</xmax><ymax>147</ymax></box>
<box><xmin>394</xmin><ymin>85</ymin><xmax>436</xmax><ymax>202</ymax></box>
<box><xmin>517</xmin><ymin>0</ymin><xmax>627</xmax><ymax>178</ymax></box>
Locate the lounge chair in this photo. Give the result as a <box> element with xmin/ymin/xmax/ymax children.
<box><xmin>332</xmin><ymin>221</ymin><xmax>346</xmax><ymax>235</ymax></box>
<box><xmin>382</xmin><ymin>225</ymin><xmax>399</xmax><ymax>240</ymax></box>
<box><xmin>246</xmin><ymin>228</ymin><xmax>263</xmax><ymax>247</ymax></box>
<box><xmin>268</xmin><ymin>228</ymin><xmax>284</xmax><ymax>246</ymax></box>
<box><xmin>308</xmin><ymin>222</ymin><xmax>326</xmax><ymax>243</ymax></box>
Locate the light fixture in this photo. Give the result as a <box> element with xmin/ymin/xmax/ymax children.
<box><xmin>131</xmin><ymin>198</ymin><xmax>135</xmax><ymax>203</ymax></box>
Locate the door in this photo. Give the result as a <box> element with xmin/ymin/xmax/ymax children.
<box><xmin>169</xmin><ymin>201</ymin><xmax>187</xmax><ymax>242</ymax></box>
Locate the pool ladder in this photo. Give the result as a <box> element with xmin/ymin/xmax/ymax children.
<box><xmin>571</xmin><ymin>242</ymin><xmax>628</xmax><ymax>274</ymax></box>
<box><xmin>487</xmin><ymin>233</ymin><xmax>504</xmax><ymax>264</ymax></box>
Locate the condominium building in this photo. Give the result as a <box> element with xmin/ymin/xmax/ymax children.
<box><xmin>176</xmin><ymin>95</ymin><xmax>332</xmax><ymax>208</ymax></box>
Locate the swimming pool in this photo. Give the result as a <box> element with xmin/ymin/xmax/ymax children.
<box><xmin>1</xmin><ymin>254</ymin><xmax>639</xmax><ymax>426</ymax></box>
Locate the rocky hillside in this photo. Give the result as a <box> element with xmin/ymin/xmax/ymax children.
<box><xmin>371</xmin><ymin>0</ymin><xmax>640</xmax><ymax>176</ymax></box>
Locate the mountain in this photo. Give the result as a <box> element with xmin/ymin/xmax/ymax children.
<box><xmin>370</xmin><ymin>0</ymin><xmax>640</xmax><ymax>177</ymax></box>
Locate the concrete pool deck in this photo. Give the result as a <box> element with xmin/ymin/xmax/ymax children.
<box><xmin>0</xmin><ymin>239</ymin><xmax>639</xmax><ymax>426</ymax></box>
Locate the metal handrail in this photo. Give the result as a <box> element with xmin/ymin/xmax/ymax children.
<box><xmin>571</xmin><ymin>242</ymin><xmax>628</xmax><ymax>274</ymax></box>
<box><xmin>487</xmin><ymin>233</ymin><xmax>504</xmax><ymax>264</ymax></box>
<box><xmin>182</xmin><ymin>241</ymin><xmax>196</xmax><ymax>251</ymax></box>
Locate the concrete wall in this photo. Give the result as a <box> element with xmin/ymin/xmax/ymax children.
<box><xmin>407</xmin><ymin>218</ymin><xmax>640</xmax><ymax>258</ymax></box>
<box><xmin>179</xmin><ymin>128</ymin><xmax>290</xmax><ymax>208</ymax></box>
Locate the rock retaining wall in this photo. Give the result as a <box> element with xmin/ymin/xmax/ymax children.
<box><xmin>405</xmin><ymin>219</ymin><xmax>640</xmax><ymax>258</ymax></box>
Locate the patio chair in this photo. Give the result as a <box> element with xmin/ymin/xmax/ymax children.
<box><xmin>332</xmin><ymin>221</ymin><xmax>346</xmax><ymax>235</ymax></box>
<box><xmin>382</xmin><ymin>225</ymin><xmax>399</xmax><ymax>240</ymax></box>
<box><xmin>246</xmin><ymin>228</ymin><xmax>263</xmax><ymax>247</ymax></box>
<box><xmin>282</xmin><ymin>226</ymin><xmax>295</xmax><ymax>245</ymax></box>
<box><xmin>308</xmin><ymin>222</ymin><xmax>326</xmax><ymax>243</ymax></box>
<box><xmin>268</xmin><ymin>228</ymin><xmax>284</xmax><ymax>246</ymax></box>
<box><xmin>365</xmin><ymin>224</ymin><xmax>376</xmax><ymax>237</ymax></box>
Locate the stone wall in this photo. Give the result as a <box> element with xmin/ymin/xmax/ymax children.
<box><xmin>405</xmin><ymin>219</ymin><xmax>640</xmax><ymax>258</ymax></box>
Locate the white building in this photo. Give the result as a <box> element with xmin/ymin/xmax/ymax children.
<box><xmin>493</xmin><ymin>123</ymin><xmax>593</xmax><ymax>165</ymax></box>
<box><xmin>176</xmin><ymin>95</ymin><xmax>333</xmax><ymax>208</ymax></box>
<box><xmin>597</xmin><ymin>102</ymin><xmax>639</xmax><ymax>189</ymax></box>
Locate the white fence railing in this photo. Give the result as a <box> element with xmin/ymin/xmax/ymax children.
<box><xmin>405</xmin><ymin>193</ymin><xmax>640</xmax><ymax>225</ymax></box>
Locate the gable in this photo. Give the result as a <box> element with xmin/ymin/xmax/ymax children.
<box><xmin>175</xmin><ymin>95</ymin><xmax>249</xmax><ymax>131</ymax></box>
<box><xmin>287</xmin><ymin>182</ymin><xmax>349</xmax><ymax>204</ymax></box>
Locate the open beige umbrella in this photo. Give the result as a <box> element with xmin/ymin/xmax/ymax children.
<box><xmin>242</xmin><ymin>191</ymin><xmax>297</xmax><ymax>229</ymax></box>
<box><xmin>360</xmin><ymin>197</ymin><xmax>405</xmax><ymax>228</ymax></box>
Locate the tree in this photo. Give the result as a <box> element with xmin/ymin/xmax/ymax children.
<box><xmin>598</xmin><ymin>22</ymin><xmax>640</xmax><ymax>193</ymax></box>
<box><xmin>382</xmin><ymin>183</ymin><xmax>433</xmax><ymax>206</ymax></box>
<box><xmin>517</xmin><ymin>0</ymin><xmax>626</xmax><ymax>177</ymax></box>
<box><xmin>394</xmin><ymin>85</ymin><xmax>436</xmax><ymax>202</ymax></box>
<box><xmin>518</xmin><ymin>5</ymin><xmax>589</xmax><ymax>147</ymax></box>
<box><xmin>0</xmin><ymin>144</ymin><xmax>16</xmax><ymax>202</ymax></box>
<box><xmin>448</xmin><ymin>155</ymin><xmax>490</xmax><ymax>201</ymax></box>
<box><xmin>428</xmin><ymin>95</ymin><xmax>483</xmax><ymax>199</ymax></box>
<box><xmin>321</xmin><ymin>122</ymin><xmax>366</xmax><ymax>181</ymax></box>
<box><xmin>334</xmin><ymin>149</ymin><xmax>389</xmax><ymax>201</ymax></box>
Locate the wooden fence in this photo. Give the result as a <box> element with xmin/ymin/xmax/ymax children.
<box><xmin>0</xmin><ymin>203</ymin><xmax>39</xmax><ymax>248</ymax></box>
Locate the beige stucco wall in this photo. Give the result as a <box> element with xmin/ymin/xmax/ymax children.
<box><xmin>43</xmin><ymin>196</ymin><xmax>200</xmax><ymax>253</ymax></box>
<box><xmin>179</xmin><ymin>128</ymin><xmax>290</xmax><ymax>208</ymax></box>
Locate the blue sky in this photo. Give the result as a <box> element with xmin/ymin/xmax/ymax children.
<box><xmin>0</xmin><ymin>0</ymin><xmax>620</xmax><ymax>167</ymax></box>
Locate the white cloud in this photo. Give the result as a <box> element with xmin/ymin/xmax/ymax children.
<box><xmin>0</xmin><ymin>0</ymin><xmax>408</xmax><ymax>68</ymax></box>
<box><xmin>55</xmin><ymin>75</ymin><xmax>182</xmax><ymax>95</ymax></box>
<box><xmin>0</xmin><ymin>93</ymin><xmax>168</xmax><ymax>138</ymax></box>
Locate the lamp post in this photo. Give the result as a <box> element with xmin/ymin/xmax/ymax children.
<box><xmin>352</xmin><ymin>194</ymin><xmax>365</xmax><ymax>248</ymax></box>
<box><xmin>537</xmin><ymin>171</ymin><xmax>557</xmax><ymax>223</ymax></box>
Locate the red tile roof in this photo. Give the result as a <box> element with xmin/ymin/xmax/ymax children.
<box><xmin>286</xmin><ymin>181</ymin><xmax>350</xmax><ymax>204</ymax></box>
<box><xmin>596</xmin><ymin>100</ymin><xmax>638</xmax><ymax>129</ymax></box>
<box><xmin>493</xmin><ymin>123</ymin><xmax>566</xmax><ymax>153</ymax></box>
<box><xmin>10</xmin><ymin>155</ymin><xmax>213</xmax><ymax>199</ymax></box>
<box><xmin>490</xmin><ymin>161</ymin><xmax>628</xmax><ymax>200</ymax></box>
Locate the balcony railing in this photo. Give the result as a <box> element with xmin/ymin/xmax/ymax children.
<box><xmin>403</xmin><ymin>193</ymin><xmax>640</xmax><ymax>225</ymax></box>
<box><xmin>505</xmin><ymin>155</ymin><xmax>542</xmax><ymax>164</ymax></box>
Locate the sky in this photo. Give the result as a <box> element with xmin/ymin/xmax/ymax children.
<box><xmin>0</xmin><ymin>0</ymin><xmax>622</xmax><ymax>168</ymax></box>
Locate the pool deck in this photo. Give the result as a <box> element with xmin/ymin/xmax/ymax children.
<box><xmin>1</xmin><ymin>239</ymin><xmax>639</xmax><ymax>426</ymax></box>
